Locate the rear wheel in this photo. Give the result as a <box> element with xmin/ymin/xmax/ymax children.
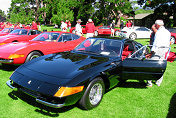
<box><xmin>25</xmin><ymin>51</ymin><xmax>42</xmax><ymax>63</ymax></box>
<box><xmin>170</xmin><ymin>36</ymin><xmax>175</xmax><ymax>44</ymax></box>
<box><xmin>129</xmin><ymin>33</ymin><xmax>137</xmax><ymax>40</ymax></box>
<box><xmin>79</xmin><ymin>77</ymin><xmax>105</xmax><ymax>110</ymax></box>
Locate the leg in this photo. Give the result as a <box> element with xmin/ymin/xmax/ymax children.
<box><xmin>155</xmin><ymin>75</ymin><xmax>163</xmax><ymax>86</ymax></box>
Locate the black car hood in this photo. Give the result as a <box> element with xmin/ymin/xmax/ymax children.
<box><xmin>13</xmin><ymin>52</ymin><xmax>110</xmax><ymax>85</ymax></box>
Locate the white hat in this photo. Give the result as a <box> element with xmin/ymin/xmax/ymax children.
<box><xmin>155</xmin><ymin>20</ymin><xmax>164</xmax><ymax>26</ymax></box>
<box><xmin>113</xmin><ymin>20</ymin><xmax>115</xmax><ymax>23</ymax></box>
<box><xmin>88</xmin><ymin>19</ymin><xmax>93</xmax><ymax>22</ymax></box>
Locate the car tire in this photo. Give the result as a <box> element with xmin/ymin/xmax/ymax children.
<box><xmin>72</xmin><ymin>30</ymin><xmax>76</xmax><ymax>34</ymax></box>
<box><xmin>94</xmin><ymin>31</ymin><xmax>98</xmax><ymax>36</ymax></box>
<box><xmin>129</xmin><ymin>33</ymin><xmax>137</xmax><ymax>40</ymax></box>
<box><xmin>170</xmin><ymin>36</ymin><xmax>175</xmax><ymax>44</ymax></box>
<box><xmin>79</xmin><ymin>77</ymin><xmax>105</xmax><ymax>110</ymax></box>
<box><xmin>25</xmin><ymin>51</ymin><xmax>42</xmax><ymax>63</ymax></box>
<box><xmin>115</xmin><ymin>30</ymin><xmax>119</xmax><ymax>36</ymax></box>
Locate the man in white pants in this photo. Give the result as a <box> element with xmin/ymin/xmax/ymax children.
<box><xmin>147</xmin><ymin>19</ymin><xmax>171</xmax><ymax>87</ymax></box>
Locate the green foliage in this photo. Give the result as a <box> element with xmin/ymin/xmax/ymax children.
<box><xmin>135</xmin><ymin>9</ymin><xmax>154</xmax><ymax>15</ymax></box>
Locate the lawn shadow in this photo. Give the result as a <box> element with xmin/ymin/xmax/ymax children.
<box><xmin>8</xmin><ymin>90</ymin><xmax>76</xmax><ymax>117</ymax></box>
<box><xmin>0</xmin><ymin>64</ymin><xmax>18</xmax><ymax>71</ymax></box>
<box><xmin>167</xmin><ymin>93</ymin><xmax>176</xmax><ymax>118</ymax></box>
<box><xmin>116</xmin><ymin>80</ymin><xmax>147</xmax><ymax>89</ymax></box>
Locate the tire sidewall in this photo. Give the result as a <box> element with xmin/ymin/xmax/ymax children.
<box><xmin>170</xmin><ymin>36</ymin><xmax>175</xmax><ymax>44</ymax></box>
<box><xmin>79</xmin><ymin>77</ymin><xmax>105</xmax><ymax>110</ymax></box>
<box><xmin>25</xmin><ymin>51</ymin><xmax>42</xmax><ymax>63</ymax></box>
<box><xmin>129</xmin><ymin>33</ymin><xmax>137</xmax><ymax>40</ymax></box>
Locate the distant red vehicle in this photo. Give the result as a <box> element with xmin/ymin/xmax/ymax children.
<box><xmin>0</xmin><ymin>28</ymin><xmax>41</xmax><ymax>45</ymax></box>
<box><xmin>0</xmin><ymin>31</ymin><xmax>86</xmax><ymax>65</ymax></box>
<box><xmin>167</xmin><ymin>28</ymin><xmax>176</xmax><ymax>44</ymax></box>
<box><xmin>0</xmin><ymin>28</ymin><xmax>14</xmax><ymax>36</ymax></box>
<box><xmin>70</xmin><ymin>25</ymin><xmax>87</xmax><ymax>34</ymax></box>
<box><xmin>94</xmin><ymin>26</ymin><xmax>119</xmax><ymax>36</ymax></box>
<box><xmin>70</xmin><ymin>25</ymin><xmax>119</xmax><ymax>36</ymax></box>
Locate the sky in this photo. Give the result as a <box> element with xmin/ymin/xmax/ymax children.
<box><xmin>0</xmin><ymin>0</ymin><xmax>11</xmax><ymax>14</ymax></box>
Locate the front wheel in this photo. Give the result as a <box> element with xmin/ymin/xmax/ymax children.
<box><xmin>129</xmin><ymin>33</ymin><xmax>137</xmax><ymax>40</ymax></box>
<box><xmin>25</xmin><ymin>51</ymin><xmax>42</xmax><ymax>63</ymax></box>
<box><xmin>94</xmin><ymin>31</ymin><xmax>98</xmax><ymax>36</ymax></box>
<box><xmin>79</xmin><ymin>77</ymin><xmax>105</xmax><ymax>110</ymax></box>
<box><xmin>170</xmin><ymin>36</ymin><xmax>175</xmax><ymax>44</ymax></box>
<box><xmin>115</xmin><ymin>30</ymin><xmax>119</xmax><ymax>36</ymax></box>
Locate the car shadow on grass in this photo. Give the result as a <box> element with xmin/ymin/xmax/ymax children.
<box><xmin>166</xmin><ymin>93</ymin><xmax>176</xmax><ymax>118</ymax></box>
<box><xmin>0</xmin><ymin>64</ymin><xmax>18</xmax><ymax>71</ymax></box>
<box><xmin>8</xmin><ymin>90</ymin><xmax>76</xmax><ymax>117</ymax></box>
<box><xmin>116</xmin><ymin>80</ymin><xmax>147</xmax><ymax>89</ymax></box>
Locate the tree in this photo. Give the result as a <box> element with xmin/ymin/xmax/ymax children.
<box><xmin>138</xmin><ymin>0</ymin><xmax>176</xmax><ymax>27</ymax></box>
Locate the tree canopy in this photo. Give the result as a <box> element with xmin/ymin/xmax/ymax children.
<box><xmin>7</xmin><ymin>0</ymin><xmax>134</xmax><ymax>26</ymax></box>
<box><xmin>138</xmin><ymin>0</ymin><xmax>176</xmax><ymax>27</ymax></box>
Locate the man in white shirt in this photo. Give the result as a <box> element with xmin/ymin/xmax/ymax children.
<box><xmin>147</xmin><ymin>19</ymin><xmax>171</xmax><ymax>87</ymax></box>
<box><xmin>75</xmin><ymin>19</ymin><xmax>83</xmax><ymax>36</ymax></box>
<box><xmin>60</xmin><ymin>21</ymin><xmax>67</xmax><ymax>32</ymax></box>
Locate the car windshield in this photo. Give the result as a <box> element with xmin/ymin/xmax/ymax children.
<box><xmin>10</xmin><ymin>29</ymin><xmax>28</xmax><ymax>35</ymax></box>
<box><xmin>1</xmin><ymin>28</ymin><xmax>13</xmax><ymax>33</ymax></box>
<box><xmin>32</xmin><ymin>32</ymin><xmax>60</xmax><ymax>41</ymax></box>
<box><xmin>74</xmin><ymin>38</ymin><xmax>122</xmax><ymax>57</ymax></box>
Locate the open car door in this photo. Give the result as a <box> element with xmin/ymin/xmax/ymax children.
<box><xmin>121</xmin><ymin>45</ymin><xmax>170</xmax><ymax>80</ymax></box>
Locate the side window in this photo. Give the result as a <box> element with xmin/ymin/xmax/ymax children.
<box><xmin>58</xmin><ymin>34</ymin><xmax>73</xmax><ymax>42</ymax></box>
<box><xmin>29</xmin><ymin>30</ymin><xmax>37</xmax><ymax>35</ymax></box>
<box><xmin>20</xmin><ymin>30</ymin><xmax>28</xmax><ymax>35</ymax></box>
<box><xmin>72</xmin><ymin>34</ymin><xmax>80</xmax><ymax>40</ymax></box>
<box><xmin>130</xmin><ymin>46</ymin><xmax>151</xmax><ymax>59</ymax></box>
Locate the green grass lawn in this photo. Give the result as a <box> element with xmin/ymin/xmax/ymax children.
<box><xmin>0</xmin><ymin>37</ymin><xmax>176</xmax><ymax>118</ymax></box>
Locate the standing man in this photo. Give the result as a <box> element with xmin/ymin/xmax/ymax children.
<box><xmin>120</xmin><ymin>20</ymin><xmax>124</xmax><ymax>30</ymax></box>
<box><xmin>110</xmin><ymin>20</ymin><xmax>115</xmax><ymax>36</ymax></box>
<box><xmin>85</xmin><ymin>19</ymin><xmax>95</xmax><ymax>38</ymax></box>
<box><xmin>60</xmin><ymin>21</ymin><xmax>67</xmax><ymax>32</ymax></box>
<box><xmin>31</xmin><ymin>21</ymin><xmax>38</xmax><ymax>30</ymax></box>
<box><xmin>75</xmin><ymin>19</ymin><xmax>83</xmax><ymax>36</ymax></box>
<box><xmin>147</xmin><ymin>19</ymin><xmax>171</xmax><ymax>87</ymax></box>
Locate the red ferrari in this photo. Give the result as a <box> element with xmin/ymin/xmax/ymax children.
<box><xmin>0</xmin><ymin>28</ymin><xmax>14</xmax><ymax>36</ymax></box>
<box><xmin>70</xmin><ymin>25</ymin><xmax>119</xmax><ymax>36</ymax></box>
<box><xmin>0</xmin><ymin>28</ymin><xmax>41</xmax><ymax>45</ymax></box>
<box><xmin>0</xmin><ymin>31</ymin><xmax>86</xmax><ymax>65</ymax></box>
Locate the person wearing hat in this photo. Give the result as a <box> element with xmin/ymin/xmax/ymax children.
<box><xmin>85</xmin><ymin>19</ymin><xmax>95</xmax><ymax>38</ymax></box>
<box><xmin>60</xmin><ymin>21</ymin><xmax>67</xmax><ymax>32</ymax></box>
<box><xmin>75</xmin><ymin>19</ymin><xmax>83</xmax><ymax>36</ymax></box>
<box><xmin>146</xmin><ymin>19</ymin><xmax>171</xmax><ymax>87</ymax></box>
<box><xmin>110</xmin><ymin>20</ymin><xmax>115</xmax><ymax>36</ymax></box>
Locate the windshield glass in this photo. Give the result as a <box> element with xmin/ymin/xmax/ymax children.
<box><xmin>74</xmin><ymin>38</ymin><xmax>122</xmax><ymax>57</ymax></box>
<box><xmin>1</xmin><ymin>28</ymin><xmax>14</xmax><ymax>33</ymax></box>
<box><xmin>32</xmin><ymin>32</ymin><xmax>60</xmax><ymax>41</ymax></box>
<box><xmin>10</xmin><ymin>29</ymin><xmax>28</xmax><ymax>35</ymax></box>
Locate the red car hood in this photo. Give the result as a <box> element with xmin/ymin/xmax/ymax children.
<box><xmin>0</xmin><ymin>41</ymin><xmax>40</xmax><ymax>58</ymax></box>
<box><xmin>0</xmin><ymin>34</ymin><xmax>21</xmax><ymax>42</ymax></box>
<box><xmin>0</xmin><ymin>32</ymin><xmax>9</xmax><ymax>36</ymax></box>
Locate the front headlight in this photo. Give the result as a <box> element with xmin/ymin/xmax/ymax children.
<box><xmin>54</xmin><ymin>86</ymin><xmax>84</xmax><ymax>97</ymax></box>
<box><xmin>8</xmin><ymin>54</ymin><xmax>24</xmax><ymax>59</ymax></box>
<box><xmin>0</xmin><ymin>43</ymin><xmax>6</xmax><ymax>45</ymax></box>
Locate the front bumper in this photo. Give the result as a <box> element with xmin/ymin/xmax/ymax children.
<box><xmin>6</xmin><ymin>80</ymin><xmax>65</xmax><ymax>108</ymax></box>
<box><xmin>0</xmin><ymin>59</ymin><xmax>13</xmax><ymax>64</ymax></box>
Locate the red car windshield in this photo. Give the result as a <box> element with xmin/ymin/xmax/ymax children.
<box><xmin>10</xmin><ymin>29</ymin><xmax>28</xmax><ymax>35</ymax></box>
<box><xmin>32</xmin><ymin>32</ymin><xmax>60</xmax><ymax>41</ymax></box>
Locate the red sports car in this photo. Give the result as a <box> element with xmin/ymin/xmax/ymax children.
<box><xmin>70</xmin><ymin>25</ymin><xmax>119</xmax><ymax>36</ymax></box>
<box><xmin>70</xmin><ymin>25</ymin><xmax>87</xmax><ymax>34</ymax></box>
<box><xmin>0</xmin><ymin>28</ymin><xmax>41</xmax><ymax>45</ymax></box>
<box><xmin>167</xmin><ymin>28</ymin><xmax>176</xmax><ymax>44</ymax></box>
<box><xmin>0</xmin><ymin>28</ymin><xmax>14</xmax><ymax>36</ymax></box>
<box><xmin>94</xmin><ymin>26</ymin><xmax>119</xmax><ymax>36</ymax></box>
<box><xmin>0</xmin><ymin>31</ymin><xmax>86</xmax><ymax>65</ymax></box>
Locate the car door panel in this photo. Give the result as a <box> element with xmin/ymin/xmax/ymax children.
<box><xmin>121</xmin><ymin>56</ymin><xmax>167</xmax><ymax>80</ymax></box>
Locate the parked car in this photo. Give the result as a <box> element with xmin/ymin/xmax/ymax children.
<box><xmin>6</xmin><ymin>37</ymin><xmax>168</xmax><ymax>110</ymax></box>
<box><xmin>0</xmin><ymin>28</ymin><xmax>14</xmax><ymax>36</ymax></box>
<box><xmin>94</xmin><ymin>26</ymin><xmax>119</xmax><ymax>36</ymax></box>
<box><xmin>0</xmin><ymin>31</ymin><xmax>86</xmax><ymax>65</ymax></box>
<box><xmin>119</xmin><ymin>26</ymin><xmax>152</xmax><ymax>40</ymax></box>
<box><xmin>70</xmin><ymin>25</ymin><xmax>87</xmax><ymax>34</ymax></box>
<box><xmin>0</xmin><ymin>28</ymin><xmax>41</xmax><ymax>45</ymax></box>
<box><xmin>167</xmin><ymin>28</ymin><xmax>176</xmax><ymax>44</ymax></box>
